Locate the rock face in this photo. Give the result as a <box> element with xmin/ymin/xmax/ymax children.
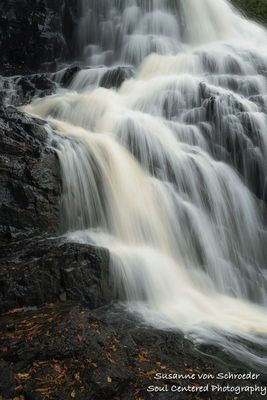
<box><xmin>0</xmin><ymin>107</ymin><xmax>61</xmax><ymax>242</ymax></box>
<box><xmin>0</xmin><ymin>0</ymin><xmax>79</xmax><ymax>76</ymax></box>
<box><xmin>0</xmin><ymin>237</ymin><xmax>110</xmax><ymax>313</ymax></box>
<box><xmin>0</xmin><ymin>74</ymin><xmax>57</xmax><ymax>107</ymax></box>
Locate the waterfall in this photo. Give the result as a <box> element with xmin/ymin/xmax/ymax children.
<box><xmin>24</xmin><ymin>0</ymin><xmax>267</xmax><ymax>368</ymax></box>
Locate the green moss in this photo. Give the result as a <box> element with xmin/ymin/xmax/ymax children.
<box><xmin>232</xmin><ymin>0</ymin><xmax>267</xmax><ymax>25</ymax></box>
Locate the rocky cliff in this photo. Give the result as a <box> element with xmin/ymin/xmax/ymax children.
<box><xmin>0</xmin><ymin>0</ymin><xmax>79</xmax><ymax>76</ymax></box>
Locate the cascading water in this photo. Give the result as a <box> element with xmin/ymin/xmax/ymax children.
<box><xmin>23</xmin><ymin>0</ymin><xmax>267</xmax><ymax>369</ymax></box>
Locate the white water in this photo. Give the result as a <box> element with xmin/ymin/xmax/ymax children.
<box><xmin>24</xmin><ymin>0</ymin><xmax>267</xmax><ymax>368</ymax></box>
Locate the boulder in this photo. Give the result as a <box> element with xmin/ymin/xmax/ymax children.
<box><xmin>0</xmin><ymin>237</ymin><xmax>110</xmax><ymax>313</ymax></box>
<box><xmin>52</xmin><ymin>64</ymin><xmax>82</xmax><ymax>88</ymax></box>
<box><xmin>99</xmin><ymin>66</ymin><xmax>135</xmax><ymax>89</ymax></box>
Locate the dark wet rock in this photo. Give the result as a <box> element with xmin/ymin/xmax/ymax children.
<box><xmin>0</xmin><ymin>359</ymin><xmax>16</xmax><ymax>399</ymax></box>
<box><xmin>200</xmin><ymin>82</ymin><xmax>214</xmax><ymax>99</ymax></box>
<box><xmin>99</xmin><ymin>66</ymin><xmax>135</xmax><ymax>89</ymax></box>
<box><xmin>0</xmin><ymin>107</ymin><xmax>61</xmax><ymax>242</ymax></box>
<box><xmin>16</xmin><ymin>74</ymin><xmax>57</xmax><ymax>103</ymax></box>
<box><xmin>0</xmin><ymin>237</ymin><xmax>111</xmax><ymax>313</ymax></box>
<box><xmin>232</xmin><ymin>0</ymin><xmax>267</xmax><ymax>25</ymax></box>
<box><xmin>53</xmin><ymin>64</ymin><xmax>82</xmax><ymax>88</ymax></box>
<box><xmin>0</xmin><ymin>302</ymin><xmax>266</xmax><ymax>400</ymax></box>
<box><xmin>0</xmin><ymin>74</ymin><xmax>57</xmax><ymax>107</ymax></box>
<box><xmin>0</xmin><ymin>0</ymin><xmax>79</xmax><ymax>76</ymax></box>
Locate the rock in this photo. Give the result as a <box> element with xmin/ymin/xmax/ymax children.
<box><xmin>0</xmin><ymin>0</ymin><xmax>79</xmax><ymax>76</ymax></box>
<box><xmin>0</xmin><ymin>73</ymin><xmax>57</xmax><ymax>107</ymax></box>
<box><xmin>0</xmin><ymin>237</ymin><xmax>111</xmax><ymax>313</ymax></box>
<box><xmin>99</xmin><ymin>66</ymin><xmax>135</xmax><ymax>89</ymax></box>
<box><xmin>195</xmin><ymin>85</ymin><xmax>267</xmax><ymax>202</ymax></box>
<box><xmin>231</xmin><ymin>0</ymin><xmax>267</xmax><ymax>25</ymax></box>
<box><xmin>16</xmin><ymin>74</ymin><xmax>57</xmax><ymax>102</ymax></box>
<box><xmin>52</xmin><ymin>64</ymin><xmax>134</xmax><ymax>91</ymax></box>
<box><xmin>0</xmin><ymin>302</ymin><xmax>266</xmax><ymax>400</ymax></box>
<box><xmin>52</xmin><ymin>64</ymin><xmax>82</xmax><ymax>88</ymax></box>
<box><xmin>0</xmin><ymin>106</ymin><xmax>61</xmax><ymax>242</ymax></box>
<box><xmin>0</xmin><ymin>360</ymin><xmax>16</xmax><ymax>399</ymax></box>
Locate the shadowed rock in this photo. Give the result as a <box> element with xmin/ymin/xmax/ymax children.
<box><xmin>0</xmin><ymin>237</ymin><xmax>110</xmax><ymax>313</ymax></box>
<box><xmin>0</xmin><ymin>107</ymin><xmax>61</xmax><ymax>242</ymax></box>
<box><xmin>0</xmin><ymin>74</ymin><xmax>57</xmax><ymax>107</ymax></box>
<box><xmin>99</xmin><ymin>66</ymin><xmax>135</xmax><ymax>89</ymax></box>
<box><xmin>52</xmin><ymin>64</ymin><xmax>82</xmax><ymax>88</ymax></box>
<box><xmin>0</xmin><ymin>0</ymin><xmax>79</xmax><ymax>76</ymax></box>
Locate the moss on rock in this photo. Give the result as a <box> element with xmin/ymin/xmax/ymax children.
<box><xmin>232</xmin><ymin>0</ymin><xmax>267</xmax><ymax>25</ymax></box>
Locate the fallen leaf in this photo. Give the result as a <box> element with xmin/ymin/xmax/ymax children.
<box><xmin>17</xmin><ymin>373</ymin><xmax>30</xmax><ymax>381</ymax></box>
<box><xmin>75</xmin><ymin>372</ymin><xmax>81</xmax><ymax>381</ymax></box>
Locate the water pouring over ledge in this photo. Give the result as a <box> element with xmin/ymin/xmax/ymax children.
<box><xmin>23</xmin><ymin>0</ymin><xmax>267</xmax><ymax>368</ymax></box>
